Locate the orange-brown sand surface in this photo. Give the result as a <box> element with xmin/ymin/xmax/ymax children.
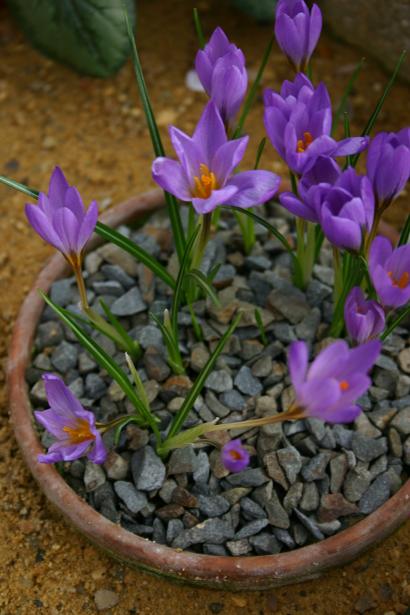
<box><xmin>0</xmin><ymin>1</ymin><xmax>409</xmax><ymax>613</ymax></box>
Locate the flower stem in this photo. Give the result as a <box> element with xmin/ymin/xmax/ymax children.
<box><xmin>191</xmin><ymin>212</ymin><xmax>212</xmax><ymax>271</ymax></box>
<box><xmin>332</xmin><ymin>246</ymin><xmax>343</xmax><ymax>305</ymax></box>
<box><xmin>73</xmin><ymin>262</ymin><xmax>89</xmax><ymax>311</ymax></box>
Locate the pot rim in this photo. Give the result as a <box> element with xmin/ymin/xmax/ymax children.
<box><xmin>7</xmin><ymin>188</ymin><xmax>410</xmax><ymax>590</ymax></box>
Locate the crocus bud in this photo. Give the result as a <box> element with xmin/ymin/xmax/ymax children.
<box><xmin>195</xmin><ymin>27</ymin><xmax>247</xmax><ymax>125</ymax></box>
<box><xmin>274</xmin><ymin>0</ymin><xmax>322</xmax><ymax>72</ymax></box>
<box><xmin>369</xmin><ymin>236</ymin><xmax>410</xmax><ymax>309</ymax></box>
<box><xmin>366</xmin><ymin>129</ymin><xmax>410</xmax><ymax>209</ymax></box>
<box><xmin>344</xmin><ymin>287</ymin><xmax>385</xmax><ymax>344</ymax></box>
<box><xmin>221</xmin><ymin>439</ymin><xmax>250</xmax><ymax>472</ymax></box>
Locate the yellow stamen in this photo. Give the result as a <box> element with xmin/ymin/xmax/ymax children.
<box><xmin>388</xmin><ymin>270</ymin><xmax>409</xmax><ymax>289</ymax></box>
<box><xmin>229</xmin><ymin>450</ymin><xmax>243</xmax><ymax>461</ymax></box>
<box><xmin>339</xmin><ymin>380</ymin><xmax>350</xmax><ymax>391</ymax></box>
<box><xmin>63</xmin><ymin>419</ymin><xmax>95</xmax><ymax>444</ymax></box>
<box><xmin>296</xmin><ymin>131</ymin><xmax>314</xmax><ymax>153</ymax></box>
<box><xmin>192</xmin><ymin>163</ymin><xmax>218</xmax><ymax>199</ymax></box>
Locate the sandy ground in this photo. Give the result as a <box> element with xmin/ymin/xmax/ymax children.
<box><xmin>0</xmin><ymin>1</ymin><xmax>409</xmax><ymax>613</ymax></box>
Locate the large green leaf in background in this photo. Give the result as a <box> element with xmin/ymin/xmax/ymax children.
<box><xmin>231</xmin><ymin>0</ymin><xmax>277</xmax><ymax>22</ymax></box>
<box><xmin>7</xmin><ymin>0</ymin><xmax>136</xmax><ymax>77</ymax></box>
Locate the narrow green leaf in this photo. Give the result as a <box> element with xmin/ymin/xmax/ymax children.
<box><xmin>41</xmin><ymin>292</ymin><xmax>156</xmax><ymax>429</ymax></box>
<box><xmin>314</xmin><ymin>225</ymin><xmax>324</xmax><ymax>261</ymax></box>
<box><xmin>193</xmin><ymin>8</ymin><xmax>205</xmax><ymax>48</ymax></box>
<box><xmin>332</xmin><ymin>58</ymin><xmax>365</xmax><ymax>134</ymax></box>
<box><xmin>187</xmin><ymin>269</ymin><xmax>220</xmax><ymax>306</ymax></box>
<box><xmin>254</xmin><ymin>137</ymin><xmax>267</xmax><ymax>170</ymax></box>
<box><xmin>123</xmin><ymin>9</ymin><xmax>186</xmax><ymax>262</ymax></box>
<box><xmin>254</xmin><ymin>308</ymin><xmax>268</xmax><ymax>346</ymax></box>
<box><xmin>398</xmin><ymin>214</ymin><xmax>410</xmax><ymax>246</ymax></box>
<box><xmin>125</xmin><ymin>353</ymin><xmax>151</xmax><ymax>413</ymax></box>
<box><xmin>233</xmin><ymin>33</ymin><xmax>275</xmax><ymax>138</ymax></box>
<box><xmin>188</xmin><ymin>302</ymin><xmax>203</xmax><ymax>341</ymax></box>
<box><xmin>381</xmin><ymin>304</ymin><xmax>410</xmax><ymax>341</ymax></box>
<box><xmin>99</xmin><ymin>298</ymin><xmax>141</xmax><ymax>358</ymax></box>
<box><xmin>170</xmin><ymin>226</ymin><xmax>200</xmax><ymax>335</ymax></box>
<box><xmin>150</xmin><ymin>311</ymin><xmax>185</xmax><ymax>374</ymax></box>
<box><xmin>343</xmin><ymin>112</ymin><xmax>352</xmax><ymax>168</ymax></box>
<box><xmin>225</xmin><ymin>206</ymin><xmax>294</xmax><ymax>254</ymax></box>
<box><xmin>351</xmin><ymin>50</ymin><xmax>407</xmax><ymax>167</ymax></box>
<box><xmin>0</xmin><ymin>175</ymin><xmax>39</xmax><ymax>199</ymax></box>
<box><xmin>166</xmin><ymin>311</ymin><xmax>242</xmax><ymax>440</ymax></box>
<box><xmin>114</xmin><ymin>417</ymin><xmax>139</xmax><ymax>447</ymax></box>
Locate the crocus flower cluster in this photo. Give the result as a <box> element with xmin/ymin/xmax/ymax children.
<box><xmin>287</xmin><ymin>339</ymin><xmax>381</xmax><ymax>423</ymax></box>
<box><xmin>25</xmin><ymin>167</ymin><xmax>98</xmax><ymax>268</ymax></box>
<box><xmin>195</xmin><ymin>27</ymin><xmax>247</xmax><ymax>125</ymax></box>
<box><xmin>152</xmin><ymin>101</ymin><xmax>280</xmax><ymax>214</ymax></box>
<box><xmin>264</xmin><ymin>74</ymin><xmax>368</xmax><ymax>176</ymax></box>
<box><xmin>274</xmin><ymin>0</ymin><xmax>322</xmax><ymax>72</ymax></box>
<box><xmin>35</xmin><ymin>374</ymin><xmax>107</xmax><ymax>464</ymax></box>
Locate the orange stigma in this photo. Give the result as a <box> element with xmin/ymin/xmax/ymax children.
<box><xmin>388</xmin><ymin>270</ymin><xmax>409</xmax><ymax>289</ymax></box>
<box><xmin>230</xmin><ymin>450</ymin><xmax>243</xmax><ymax>461</ymax></box>
<box><xmin>63</xmin><ymin>419</ymin><xmax>95</xmax><ymax>444</ymax></box>
<box><xmin>296</xmin><ymin>131</ymin><xmax>314</xmax><ymax>153</ymax></box>
<box><xmin>339</xmin><ymin>380</ymin><xmax>350</xmax><ymax>392</ymax></box>
<box><xmin>193</xmin><ymin>163</ymin><xmax>218</xmax><ymax>199</ymax></box>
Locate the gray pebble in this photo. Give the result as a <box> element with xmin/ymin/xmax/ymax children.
<box><xmin>84</xmin><ymin>462</ymin><xmax>106</xmax><ymax>492</ymax></box>
<box><xmin>351</xmin><ymin>433</ymin><xmax>388</xmax><ymax>462</ymax></box>
<box><xmin>220</xmin><ymin>389</ymin><xmax>246</xmax><ymax>411</ymax></box>
<box><xmin>172</xmin><ymin>518</ymin><xmax>234</xmax><ymax>548</ymax></box>
<box><xmin>343</xmin><ymin>467</ymin><xmax>372</xmax><ymax>502</ymax></box>
<box><xmin>359</xmin><ymin>472</ymin><xmax>391</xmax><ymax>514</ymax></box>
<box><xmin>168</xmin><ymin>447</ymin><xmax>198</xmax><ymax>475</ymax></box>
<box><xmin>234</xmin><ymin>366</ymin><xmax>263</xmax><ymax>396</ymax></box>
<box><xmin>85</xmin><ymin>373</ymin><xmax>107</xmax><ymax>399</ymax></box>
<box><xmin>277</xmin><ymin>447</ymin><xmax>302</xmax><ymax>485</ymax></box>
<box><xmin>114</xmin><ymin>481</ymin><xmax>148</xmax><ymax>514</ymax></box>
<box><xmin>227</xmin><ymin>468</ymin><xmax>269</xmax><ymax>488</ymax></box>
<box><xmin>302</xmin><ymin>452</ymin><xmax>331</xmax><ymax>482</ymax></box>
<box><xmin>205</xmin><ymin>370</ymin><xmax>233</xmax><ymax>393</ymax></box>
<box><xmin>294</xmin><ymin>509</ymin><xmax>324</xmax><ymax>540</ymax></box>
<box><xmin>131</xmin><ymin>446</ymin><xmax>166</xmax><ymax>491</ymax></box>
<box><xmin>249</xmin><ymin>532</ymin><xmax>281</xmax><ymax>554</ymax></box>
<box><xmin>390</xmin><ymin>407</ymin><xmax>410</xmax><ymax>435</ymax></box>
<box><xmin>36</xmin><ymin>321</ymin><xmax>64</xmax><ymax>349</ymax></box>
<box><xmin>51</xmin><ymin>341</ymin><xmax>78</xmax><ymax>372</ymax></box>
<box><xmin>198</xmin><ymin>495</ymin><xmax>230</xmax><ymax>517</ymax></box>
<box><xmin>300</xmin><ymin>482</ymin><xmax>319</xmax><ymax>512</ymax></box>
<box><xmin>235</xmin><ymin>518</ymin><xmax>269</xmax><ymax>539</ymax></box>
<box><xmin>111</xmin><ymin>288</ymin><xmax>147</xmax><ymax>316</ymax></box>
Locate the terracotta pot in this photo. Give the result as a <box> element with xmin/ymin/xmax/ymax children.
<box><xmin>7</xmin><ymin>189</ymin><xmax>409</xmax><ymax>590</ymax></box>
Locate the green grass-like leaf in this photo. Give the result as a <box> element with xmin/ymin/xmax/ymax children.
<box><xmin>193</xmin><ymin>7</ymin><xmax>205</xmax><ymax>48</ymax></box>
<box><xmin>0</xmin><ymin>175</ymin><xmax>39</xmax><ymax>199</ymax></box>
<box><xmin>225</xmin><ymin>206</ymin><xmax>293</xmax><ymax>254</ymax></box>
<box><xmin>187</xmin><ymin>269</ymin><xmax>220</xmax><ymax>306</ymax></box>
<box><xmin>381</xmin><ymin>304</ymin><xmax>410</xmax><ymax>341</ymax></box>
<box><xmin>332</xmin><ymin>58</ymin><xmax>365</xmax><ymax>135</ymax></box>
<box><xmin>123</xmin><ymin>9</ymin><xmax>186</xmax><ymax>262</ymax></box>
<box><xmin>165</xmin><ymin>310</ymin><xmax>242</xmax><ymax>440</ymax></box>
<box><xmin>398</xmin><ymin>214</ymin><xmax>410</xmax><ymax>246</ymax></box>
<box><xmin>170</xmin><ymin>226</ymin><xmax>200</xmax><ymax>335</ymax></box>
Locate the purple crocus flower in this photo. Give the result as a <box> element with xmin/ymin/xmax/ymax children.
<box><xmin>366</xmin><ymin>129</ymin><xmax>410</xmax><ymax>208</ymax></box>
<box><xmin>35</xmin><ymin>374</ymin><xmax>107</xmax><ymax>464</ymax></box>
<box><xmin>195</xmin><ymin>27</ymin><xmax>247</xmax><ymax>125</ymax></box>
<box><xmin>280</xmin><ymin>155</ymin><xmax>341</xmax><ymax>222</ymax></box>
<box><xmin>275</xmin><ymin>0</ymin><xmax>322</xmax><ymax>72</ymax></box>
<box><xmin>344</xmin><ymin>287</ymin><xmax>385</xmax><ymax>344</ymax></box>
<box><xmin>287</xmin><ymin>339</ymin><xmax>381</xmax><ymax>423</ymax></box>
<box><xmin>318</xmin><ymin>167</ymin><xmax>374</xmax><ymax>251</ymax></box>
<box><xmin>264</xmin><ymin>74</ymin><xmax>369</xmax><ymax>175</ymax></box>
<box><xmin>25</xmin><ymin>166</ymin><xmax>98</xmax><ymax>268</ymax></box>
<box><xmin>221</xmin><ymin>439</ymin><xmax>250</xmax><ymax>473</ymax></box>
<box><xmin>152</xmin><ymin>102</ymin><xmax>280</xmax><ymax>215</ymax></box>
<box><xmin>369</xmin><ymin>236</ymin><xmax>410</xmax><ymax>309</ymax></box>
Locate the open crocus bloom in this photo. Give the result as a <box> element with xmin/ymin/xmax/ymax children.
<box><xmin>369</xmin><ymin>236</ymin><xmax>410</xmax><ymax>309</ymax></box>
<box><xmin>366</xmin><ymin>129</ymin><xmax>410</xmax><ymax>208</ymax></box>
<box><xmin>25</xmin><ymin>167</ymin><xmax>98</xmax><ymax>268</ymax></box>
<box><xmin>221</xmin><ymin>439</ymin><xmax>250</xmax><ymax>472</ymax></box>
<box><xmin>195</xmin><ymin>27</ymin><xmax>247</xmax><ymax>124</ymax></box>
<box><xmin>275</xmin><ymin>0</ymin><xmax>322</xmax><ymax>72</ymax></box>
<box><xmin>264</xmin><ymin>74</ymin><xmax>368</xmax><ymax>175</ymax></box>
<box><xmin>152</xmin><ymin>102</ymin><xmax>280</xmax><ymax>215</ymax></box>
<box><xmin>344</xmin><ymin>287</ymin><xmax>385</xmax><ymax>345</ymax></box>
<box><xmin>35</xmin><ymin>374</ymin><xmax>107</xmax><ymax>464</ymax></box>
<box><xmin>280</xmin><ymin>155</ymin><xmax>341</xmax><ymax>222</ymax></box>
<box><xmin>287</xmin><ymin>339</ymin><xmax>381</xmax><ymax>423</ymax></box>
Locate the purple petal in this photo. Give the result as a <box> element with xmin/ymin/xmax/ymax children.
<box><xmin>225</xmin><ymin>170</ymin><xmax>281</xmax><ymax>207</ymax></box>
<box><xmin>308</xmin><ymin>340</ymin><xmax>349</xmax><ymax>381</ymax></box>
<box><xmin>193</xmin><ymin>102</ymin><xmax>227</xmax><ymax>163</ymax></box>
<box><xmin>343</xmin><ymin>340</ymin><xmax>381</xmax><ymax>376</ymax></box>
<box><xmin>369</xmin><ymin>236</ymin><xmax>392</xmax><ymax>271</ymax></box>
<box><xmin>43</xmin><ymin>374</ymin><xmax>87</xmax><ymax>420</ymax></box>
<box><xmin>288</xmin><ymin>341</ymin><xmax>308</xmax><ymax>390</ymax></box>
<box><xmin>34</xmin><ymin>408</ymin><xmax>71</xmax><ymax>439</ymax></box>
<box><xmin>279</xmin><ymin>191</ymin><xmax>319</xmax><ymax>222</ymax></box>
<box><xmin>307</xmin><ymin>4</ymin><xmax>322</xmax><ymax>57</ymax></box>
<box><xmin>52</xmin><ymin>207</ymin><xmax>83</xmax><ymax>256</ymax></box>
<box><xmin>64</xmin><ymin>186</ymin><xmax>85</xmax><ymax>220</ymax></box>
<box><xmin>321</xmin><ymin>208</ymin><xmax>362</xmax><ymax>251</ymax></box>
<box><xmin>169</xmin><ymin>126</ymin><xmax>203</xmax><ymax>177</ymax></box>
<box><xmin>191</xmin><ymin>185</ymin><xmax>238</xmax><ymax>215</ymax></box>
<box><xmin>332</xmin><ymin>136</ymin><xmax>369</xmax><ymax>157</ymax></box>
<box><xmin>77</xmin><ymin>200</ymin><xmax>98</xmax><ymax>251</ymax></box>
<box><xmin>211</xmin><ymin>136</ymin><xmax>248</xmax><ymax>185</ymax></box>
<box><xmin>45</xmin><ymin>439</ymin><xmax>92</xmax><ymax>462</ymax></box>
<box><xmin>195</xmin><ymin>49</ymin><xmax>213</xmax><ymax>94</ymax></box>
<box><xmin>87</xmin><ymin>433</ymin><xmax>108</xmax><ymax>464</ymax></box>
<box><xmin>152</xmin><ymin>157</ymin><xmax>192</xmax><ymax>201</ymax></box>
<box><xmin>211</xmin><ymin>55</ymin><xmax>247</xmax><ymax>122</ymax></box>
<box><xmin>298</xmin><ymin>377</ymin><xmax>341</xmax><ymax>416</ymax></box>
<box><xmin>48</xmin><ymin>166</ymin><xmax>70</xmax><ymax>205</ymax></box>
<box><xmin>317</xmin><ymin>404</ymin><xmax>362</xmax><ymax>424</ymax></box>
<box><xmin>25</xmin><ymin>203</ymin><xmax>66</xmax><ymax>252</ymax></box>
<box><xmin>221</xmin><ymin>439</ymin><xmax>250</xmax><ymax>473</ymax></box>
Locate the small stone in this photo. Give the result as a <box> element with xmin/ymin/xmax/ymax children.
<box><xmin>249</xmin><ymin>532</ymin><xmax>281</xmax><ymax>554</ymax></box>
<box><xmin>359</xmin><ymin>472</ymin><xmax>391</xmax><ymax>514</ymax></box>
<box><xmin>332</xmin><ymin>424</ymin><xmax>353</xmax><ymax>448</ymax></box>
<box><xmin>125</xmin><ymin>425</ymin><xmax>149</xmax><ymax>450</ymax></box>
<box><xmin>36</xmin><ymin>321</ymin><xmax>64</xmax><ymax>349</ymax></box>
<box><xmin>264</xmin><ymin>452</ymin><xmax>289</xmax><ymax>490</ymax></box>
<box><xmin>111</xmin><ymin>288</ymin><xmax>147</xmax><ymax>316</ymax></box>
<box><xmin>198</xmin><ymin>495</ymin><xmax>230</xmax><ymax>517</ymax></box>
<box><xmin>166</xmin><ymin>519</ymin><xmax>184</xmax><ymax>544</ymax></box>
<box><xmin>30</xmin><ymin>379</ymin><xmax>48</xmax><ymax>404</ymax></box>
<box><xmin>293</xmin><ymin>522</ymin><xmax>309</xmax><ymax>546</ymax></box>
<box><xmin>276</xmin><ymin>447</ymin><xmax>302</xmax><ymax>484</ymax></box>
<box><xmin>190</xmin><ymin>344</ymin><xmax>210</xmax><ymax>372</ymax></box>
<box><xmin>343</xmin><ymin>468</ymin><xmax>372</xmax><ymax>502</ymax></box>
<box><xmin>85</xmin><ymin>373</ymin><xmax>107</xmax><ymax>399</ymax></box>
<box><xmin>301</xmin><ymin>452</ymin><xmax>331</xmax><ymax>482</ymax></box>
<box><xmin>162</xmin><ymin>375</ymin><xmax>193</xmax><ymax>398</ymax></box>
<box><xmin>330</xmin><ymin>454</ymin><xmax>348</xmax><ymax>493</ymax></box>
<box><xmin>226</xmin><ymin>468</ymin><xmax>269</xmax><ymax>487</ymax></box>
<box><xmin>168</xmin><ymin>447</ymin><xmax>198</xmax><ymax>475</ymax></box>
<box><xmin>99</xmin><ymin>243</ymin><xmax>139</xmax><ymax>276</ymax></box>
<box><xmin>315</xmin><ymin>520</ymin><xmax>342</xmax><ymax>535</ymax></box>
<box><xmin>156</xmin><ymin>504</ymin><xmax>185</xmax><ymax>520</ymax></box>
<box><xmin>107</xmin><ymin>380</ymin><xmax>125</xmax><ymax>402</ymax></box>
<box><xmin>205</xmin><ymin>370</ymin><xmax>233</xmax><ymax>393</ymax></box>
<box><xmin>283</xmin><ymin>482</ymin><xmax>304</xmax><ymax>512</ymax></box>
<box><xmin>94</xmin><ymin>589</ymin><xmax>119</xmax><ymax>611</ymax></box>
<box><xmin>396</xmin><ymin>374</ymin><xmax>410</xmax><ymax>398</ymax></box>
<box><xmin>213</xmin><ymin>264</ymin><xmax>236</xmax><ymax>288</ymax></box>
<box><xmin>101</xmin><ymin>264</ymin><xmax>135</xmax><ymax>288</ymax></box>
<box><xmin>172</xmin><ymin>519</ymin><xmax>234</xmax><ymax>548</ymax></box>
<box><xmin>85</xmin><ymin>251</ymin><xmax>103</xmax><ymax>274</ymax></box>
<box><xmin>398</xmin><ymin>347</ymin><xmax>410</xmax><ymax>373</ymax></box>
<box><xmin>144</xmin><ymin>348</ymin><xmax>170</xmax><ymax>382</ymax></box>
<box><xmin>268</xmin><ymin>287</ymin><xmax>310</xmax><ymax>324</ymax></box>
<box><xmin>92</xmin><ymin>280</ymin><xmax>123</xmax><ymax>296</ymax></box>
<box><xmin>103</xmin><ymin>451</ymin><xmax>129</xmax><ymax>480</ymax></box>
<box><xmin>222</xmin><ymin>487</ymin><xmax>251</xmax><ymax>506</ymax></box>
<box><xmin>390</xmin><ymin>407</ymin><xmax>410</xmax><ymax>435</ymax></box>
<box><xmin>236</xmin><ymin>518</ymin><xmax>269</xmax><ymax>539</ymax></box>
<box><xmin>351</xmin><ymin>433</ymin><xmax>388</xmax><ymax>462</ymax></box>
<box><xmin>220</xmin><ymin>389</ymin><xmax>246</xmax><ymax>412</ymax></box>
<box><xmin>388</xmin><ymin>427</ymin><xmax>403</xmax><ymax>458</ymax></box>
<box><xmin>241</xmin><ymin>339</ymin><xmax>264</xmax><ymax>360</ymax></box>
<box><xmin>78</xmin><ymin>352</ymin><xmax>97</xmax><ymax>374</ymax></box>
<box><xmin>293</xmin><ymin>509</ymin><xmax>324</xmax><ymax>540</ymax></box>
<box><xmin>193</xmin><ymin>451</ymin><xmax>210</xmax><ymax>484</ymax></box>
<box><xmin>368</xmin><ymin>405</ymin><xmax>397</xmax><ymax>430</ymax></box>
<box><xmin>131</xmin><ymin>446</ymin><xmax>166</xmax><ymax>491</ymax></box>
<box><xmin>50</xmin><ymin>279</ymin><xmax>75</xmax><ymax>306</ymax></box>
<box><xmin>51</xmin><ymin>341</ymin><xmax>78</xmax><ymax>372</ymax></box>
<box><xmin>305</xmin><ymin>417</ymin><xmax>326</xmax><ymax>442</ymax></box>
<box><xmin>234</xmin><ymin>366</ymin><xmax>263</xmax><ymax>396</ymax></box>
<box><xmin>251</xmin><ymin>356</ymin><xmax>273</xmax><ymax>378</ymax></box>
<box><xmin>84</xmin><ymin>462</ymin><xmax>106</xmax><ymax>492</ymax></box>
<box><xmin>240</xmin><ymin>496</ymin><xmax>265</xmax><ymax>519</ymax></box>
<box><xmin>273</xmin><ymin>528</ymin><xmax>295</xmax><ymax>548</ymax></box>
<box><xmin>226</xmin><ymin>539</ymin><xmax>252</xmax><ymax>556</ymax></box>
<box><xmin>354</xmin><ymin>413</ymin><xmax>382</xmax><ymax>438</ymax></box>
<box><xmin>300</xmin><ymin>482</ymin><xmax>320</xmax><ymax>512</ymax></box>
<box><xmin>114</xmin><ymin>481</ymin><xmax>148</xmax><ymax>514</ymax></box>
<box><xmin>318</xmin><ymin>493</ymin><xmax>358</xmax><ymax>522</ymax></box>
<box><xmin>171</xmin><ymin>486</ymin><xmax>198</xmax><ymax>508</ymax></box>
<box><xmin>159</xmin><ymin>479</ymin><xmax>178</xmax><ymax>504</ymax></box>
<box><xmin>265</xmin><ymin>490</ymin><xmax>290</xmax><ymax>529</ymax></box>
<box><xmin>354</xmin><ymin>593</ymin><xmax>376</xmax><ymax>614</ymax></box>
<box><xmin>295</xmin><ymin>308</ymin><xmax>321</xmax><ymax>341</ymax></box>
